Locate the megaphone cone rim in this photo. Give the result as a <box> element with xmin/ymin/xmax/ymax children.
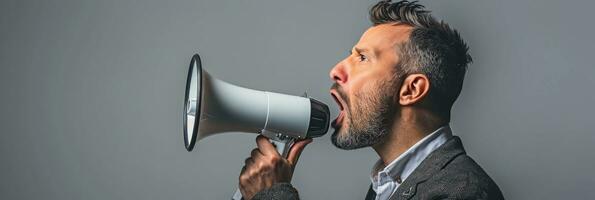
<box><xmin>183</xmin><ymin>53</ymin><xmax>203</xmax><ymax>152</ymax></box>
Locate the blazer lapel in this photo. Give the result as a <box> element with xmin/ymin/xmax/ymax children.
<box><xmin>389</xmin><ymin>136</ymin><xmax>467</xmax><ymax>200</ymax></box>
<box><xmin>365</xmin><ymin>184</ymin><xmax>376</xmax><ymax>200</ymax></box>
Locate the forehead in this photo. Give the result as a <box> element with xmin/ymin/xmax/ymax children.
<box><xmin>357</xmin><ymin>23</ymin><xmax>412</xmax><ymax>54</ymax></box>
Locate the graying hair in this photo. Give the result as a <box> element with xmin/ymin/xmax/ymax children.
<box><xmin>370</xmin><ymin>0</ymin><xmax>472</xmax><ymax>118</ymax></box>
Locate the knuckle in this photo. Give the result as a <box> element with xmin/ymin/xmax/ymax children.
<box><xmin>257</xmin><ymin>161</ymin><xmax>270</xmax><ymax>170</ymax></box>
<box><xmin>239</xmin><ymin>174</ymin><xmax>248</xmax><ymax>182</ymax></box>
<box><xmin>269</xmin><ymin>155</ymin><xmax>281</xmax><ymax>163</ymax></box>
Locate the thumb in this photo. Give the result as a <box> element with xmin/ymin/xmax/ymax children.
<box><xmin>286</xmin><ymin>138</ymin><xmax>313</xmax><ymax>166</ymax></box>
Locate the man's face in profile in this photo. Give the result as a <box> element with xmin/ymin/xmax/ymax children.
<box><xmin>329</xmin><ymin>24</ymin><xmax>412</xmax><ymax>150</ymax></box>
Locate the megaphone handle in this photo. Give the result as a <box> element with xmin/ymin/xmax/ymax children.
<box><xmin>231</xmin><ymin>137</ymin><xmax>296</xmax><ymax>200</ymax></box>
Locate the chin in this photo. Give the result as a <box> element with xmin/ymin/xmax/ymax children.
<box><xmin>330</xmin><ymin>126</ymin><xmax>350</xmax><ymax>148</ymax></box>
<box><xmin>331</xmin><ymin>127</ymin><xmax>342</xmax><ymax>139</ymax></box>
<box><xmin>332</xmin><ymin>123</ymin><xmax>348</xmax><ymax>136</ymax></box>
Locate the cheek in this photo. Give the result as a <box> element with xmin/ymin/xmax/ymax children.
<box><xmin>349</xmin><ymin>82</ymin><xmax>380</xmax><ymax>113</ymax></box>
<box><xmin>346</xmin><ymin>69</ymin><xmax>393</xmax><ymax>112</ymax></box>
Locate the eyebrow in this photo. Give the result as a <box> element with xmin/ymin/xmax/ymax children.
<box><xmin>354</xmin><ymin>47</ymin><xmax>367</xmax><ymax>54</ymax></box>
<box><xmin>353</xmin><ymin>47</ymin><xmax>376</xmax><ymax>57</ymax></box>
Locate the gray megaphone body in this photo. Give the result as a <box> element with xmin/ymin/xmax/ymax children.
<box><xmin>183</xmin><ymin>54</ymin><xmax>330</xmax><ymax>200</ymax></box>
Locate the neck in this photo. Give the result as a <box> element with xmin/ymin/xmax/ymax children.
<box><xmin>372</xmin><ymin>109</ymin><xmax>447</xmax><ymax>166</ymax></box>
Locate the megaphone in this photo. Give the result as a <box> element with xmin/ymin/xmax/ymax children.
<box><xmin>183</xmin><ymin>54</ymin><xmax>330</xmax><ymax>199</ymax></box>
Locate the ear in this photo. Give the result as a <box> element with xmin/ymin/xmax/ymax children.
<box><xmin>398</xmin><ymin>74</ymin><xmax>430</xmax><ymax>106</ymax></box>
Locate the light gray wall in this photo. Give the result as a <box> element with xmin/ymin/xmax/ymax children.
<box><xmin>1</xmin><ymin>0</ymin><xmax>594</xmax><ymax>199</ymax></box>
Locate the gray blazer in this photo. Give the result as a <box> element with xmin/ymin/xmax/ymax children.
<box><xmin>252</xmin><ymin>136</ymin><xmax>504</xmax><ymax>200</ymax></box>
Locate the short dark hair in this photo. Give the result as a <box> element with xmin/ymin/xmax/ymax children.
<box><xmin>370</xmin><ymin>0</ymin><xmax>472</xmax><ymax>119</ymax></box>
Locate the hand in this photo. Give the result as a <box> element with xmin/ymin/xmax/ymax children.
<box><xmin>238</xmin><ymin>135</ymin><xmax>312</xmax><ymax>200</ymax></box>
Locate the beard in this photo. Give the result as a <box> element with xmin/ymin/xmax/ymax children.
<box><xmin>331</xmin><ymin>78</ymin><xmax>398</xmax><ymax>150</ymax></box>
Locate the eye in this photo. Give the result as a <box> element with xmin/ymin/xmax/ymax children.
<box><xmin>358</xmin><ymin>54</ymin><xmax>368</xmax><ymax>62</ymax></box>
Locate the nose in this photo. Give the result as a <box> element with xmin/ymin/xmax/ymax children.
<box><xmin>329</xmin><ymin>60</ymin><xmax>348</xmax><ymax>85</ymax></box>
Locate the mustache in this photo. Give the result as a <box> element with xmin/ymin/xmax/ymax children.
<box><xmin>331</xmin><ymin>83</ymin><xmax>349</xmax><ymax>105</ymax></box>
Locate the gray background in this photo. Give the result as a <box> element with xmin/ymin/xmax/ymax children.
<box><xmin>1</xmin><ymin>0</ymin><xmax>594</xmax><ymax>199</ymax></box>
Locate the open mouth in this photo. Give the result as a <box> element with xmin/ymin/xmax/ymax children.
<box><xmin>330</xmin><ymin>90</ymin><xmax>346</xmax><ymax>128</ymax></box>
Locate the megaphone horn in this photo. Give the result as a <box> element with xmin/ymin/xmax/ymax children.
<box><xmin>183</xmin><ymin>53</ymin><xmax>330</xmax><ymax>151</ymax></box>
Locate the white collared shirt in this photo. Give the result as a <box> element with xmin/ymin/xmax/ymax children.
<box><xmin>370</xmin><ymin>125</ymin><xmax>453</xmax><ymax>200</ymax></box>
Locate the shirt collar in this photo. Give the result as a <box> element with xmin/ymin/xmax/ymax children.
<box><xmin>370</xmin><ymin>125</ymin><xmax>453</xmax><ymax>190</ymax></box>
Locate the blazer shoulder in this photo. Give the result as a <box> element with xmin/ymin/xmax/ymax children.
<box><xmin>424</xmin><ymin>154</ymin><xmax>504</xmax><ymax>200</ymax></box>
<box><xmin>252</xmin><ymin>182</ymin><xmax>300</xmax><ymax>200</ymax></box>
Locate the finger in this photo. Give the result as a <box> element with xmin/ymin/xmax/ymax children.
<box><xmin>240</xmin><ymin>165</ymin><xmax>247</xmax><ymax>174</ymax></box>
<box><xmin>250</xmin><ymin>148</ymin><xmax>264</xmax><ymax>159</ymax></box>
<box><xmin>286</xmin><ymin>138</ymin><xmax>313</xmax><ymax>166</ymax></box>
<box><xmin>256</xmin><ymin>135</ymin><xmax>278</xmax><ymax>156</ymax></box>
<box><xmin>244</xmin><ymin>157</ymin><xmax>254</xmax><ymax>166</ymax></box>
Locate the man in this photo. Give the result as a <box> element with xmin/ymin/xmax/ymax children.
<box><xmin>239</xmin><ymin>0</ymin><xmax>504</xmax><ymax>199</ymax></box>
